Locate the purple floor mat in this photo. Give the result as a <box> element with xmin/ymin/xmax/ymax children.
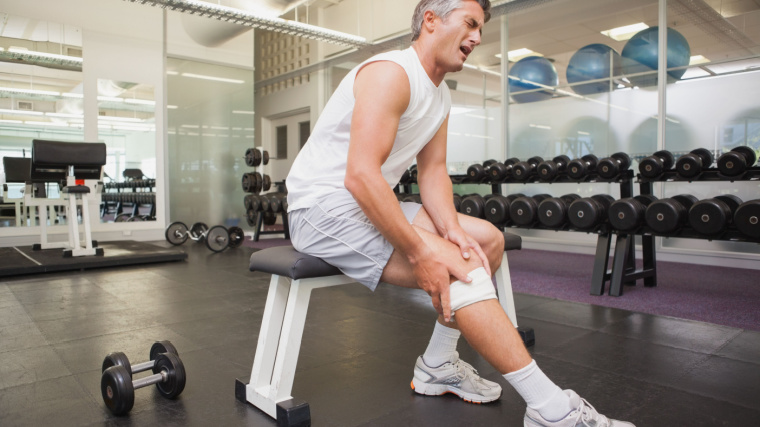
<box><xmin>507</xmin><ymin>249</ymin><xmax>760</xmax><ymax>331</ymax></box>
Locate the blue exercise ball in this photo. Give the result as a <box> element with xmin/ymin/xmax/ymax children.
<box><xmin>566</xmin><ymin>44</ymin><xmax>621</xmax><ymax>95</ymax></box>
<box><xmin>508</xmin><ymin>56</ymin><xmax>558</xmax><ymax>103</ymax></box>
<box><xmin>621</xmin><ymin>26</ymin><xmax>690</xmax><ymax>87</ymax></box>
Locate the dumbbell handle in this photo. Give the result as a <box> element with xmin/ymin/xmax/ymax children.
<box><xmin>132</xmin><ymin>369</ymin><xmax>168</xmax><ymax>390</ymax></box>
<box><xmin>131</xmin><ymin>360</ymin><xmax>156</xmax><ymax>375</ymax></box>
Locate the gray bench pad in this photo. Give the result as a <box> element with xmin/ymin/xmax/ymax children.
<box><xmin>249</xmin><ymin>231</ymin><xmax>521</xmax><ymax>280</ymax></box>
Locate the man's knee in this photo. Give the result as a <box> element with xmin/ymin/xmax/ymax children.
<box><xmin>484</xmin><ymin>224</ymin><xmax>504</xmax><ymax>271</ymax></box>
<box><xmin>450</xmin><ymin>266</ymin><xmax>497</xmax><ymax>313</ymax></box>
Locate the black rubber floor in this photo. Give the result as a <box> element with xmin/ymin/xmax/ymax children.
<box><xmin>1</xmin><ymin>240</ymin><xmax>758</xmax><ymax>426</ymax></box>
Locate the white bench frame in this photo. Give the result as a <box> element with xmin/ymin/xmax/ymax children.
<box><xmin>241</xmin><ymin>250</ymin><xmax>519</xmax><ymax>419</ymax></box>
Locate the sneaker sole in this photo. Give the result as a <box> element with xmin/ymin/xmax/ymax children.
<box><xmin>410</xmin><ymin>378</ymin><xmax>501</xmax><ymax>404</ymax></box>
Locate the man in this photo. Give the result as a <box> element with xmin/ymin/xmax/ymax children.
<box><xmin>286</xmin><ymin>0</ymin><xmax>634</xmax><ymax>425</ymax></box>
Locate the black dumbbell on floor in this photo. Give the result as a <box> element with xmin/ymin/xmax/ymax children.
<box><xmin>537</xmin><ymin>194</ymin><xmax>581</xmax><ymax>228</ymax></box>
<box><xmin>567</xmin><ymin>155</ymin><xmax>599</xmax><ymax>180</ymax></box>
<box><xmin>608</xmin><ymin>195</ymin><xmax>659</xmax><ymax>233</ymax></box>
<box><xmin>101</xmin><ymin>341</ymin><xmax>185</xmax><ymax>416</ymax></box>
<box><xmin>568</xmin><ymin>194</ymin><xmax>615</xmax><ymax>231</ymax></box>
<box><xmin>717</xmin><ymin>146</ymin><xmax>757</xmax><ymax>177</ymax></box>
<box><xmin>645</xmin><ymin>194</ymin><xmax>699</xmax><ymax>234</ymax></box>
<box><xmin>733</xmin><ymin>199</ymin><xmax>760</xmax><ymax>239</ymax></box>
<box><xmin>536</xmin><ymin>155</ymin><xmax>571</xmax><ymax>181</ymax></box>
<box><xmin>597</xmin><ymin>152</ymin><xmax>632</xmax><ymax>179</ymax></box>
<box><xmin>688</xmin><ymin>195</ymin><xmax>743</xmax><ymax>236</ymax></box>
<box><xmin>676</xmin><ymin>148</ymin><xmax>713</xmax><ymax>178</ymax></box>
<box><xmin>639</xmin><ymin>150</ymin><xmax>675</xmax><ymax>179</ymax></box>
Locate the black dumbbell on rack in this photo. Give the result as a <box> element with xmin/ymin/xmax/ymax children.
<box><xmin>483</xmin><ymin>193</ymin><xmax>524</xmax><ymax>225</ymax></box>
<box><xmin>511</xmin><ymin>156</ymin><xmax>544</xmax><ymax>181</ymax></box>
<box><xmin>638</xmin><ymin>150</ymin><xmax>675</xmax><ymax>179</ymax></box>
<box><xmin>688</xmin><ymin>195</ymin><xmax>743</xmax><ymax>236</ymax></box>
<box><xmin>509</xmin><ymin>194</ymin><xmax>552</xmax><ymax>226</ymax></box>
<box><xmin>733</xmin><ymin>199</ymin><xmax>760</xmax><ymax>239</ymax></box>
<box><xmin>466</xmin><ymin>160</ymin><xmax>498</xmax><ymax>182</ymax></box>
<box><xmin>566</xmin><ymin>155</ymin><xmax>599</xmax><ymax>180</ymax></box>
<box><xmin>597</xmin><ymin>152</ymin><xmax>632</xmax><ymax>179</ymax></box>
<box><xmin>645</xmin><ymin>194</ymin><xmax>699</xmax><ymax>234</ymax></box>
<box><xmin>486</xmin><ymin>158</ymin><xmax>520</xmax><ymax>181</ymax></box>
<box><xmin>568</xmin><ymin>194</ymin><xmax>615</xmax><ymax>231</ymax></box>
<box><xmin>536</xmin><ymin>155</ymin><xmax>571</xmax><ymax>181</ymax></box>
<box><xmin>461</xmin><ymin>194</ymin><xmax>498</xmax><ymax>219</ymax></box>
<box><xmin>537</xmin><ymin>194</ymin><xmax>581</xmax><ymax>228</ymax></box>
<box><xmin>608</xmin><ymin>195</ymin><xmax>659</xmax><ymax>233</ymax></box>
<box><xmin>717</xmin><ymin>146</ymin><xmax>757</xmax><ymax>177</ymax></box>
<box><xmin>676</xmin><ymin>148</ymin><xmax>713</xmax><ymax>179</ymax></box>
<box><xmin>101</xmin><ymin>341</ymin><xmax>186</xmax><ymax>416</ymax></box>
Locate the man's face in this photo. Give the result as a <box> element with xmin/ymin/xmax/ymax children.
<box><xmin>433</xmin><ymin>0</ymin><xmax>484</xmax><ymax>72</ymax></box>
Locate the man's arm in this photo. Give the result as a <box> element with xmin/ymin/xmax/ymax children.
<box><xmin>416</xmin><ymin>116</ymin><xmax>492</xmax><ymax>276</ymax></box>
<box><xmin>344</xmin><ymin>61</ymin><xmax>472</xmax><ymax>321</ymax></box>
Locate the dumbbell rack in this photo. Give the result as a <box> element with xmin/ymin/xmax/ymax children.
<box><xmin>251</xmin><ymin>183</ymin><xmax>290</xmax><ymax>242</ymax></box>
<box><xmin>454</xmin><ymin>170</ymin><xmax>640</xmax><ymax>298</ymax></box>
<box><xmin>606</xmin><ymin>166</ymin><xmax>760</xmax><ymax>296</ymax></box>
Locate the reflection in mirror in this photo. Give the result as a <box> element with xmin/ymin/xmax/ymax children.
<box><xmin>97</xmin><ymin>79</ymin><xmax>156</xmax><ymax>223</ymax></box>
<box><xmin>0</xmin><ymin>13</ymin><xmax>83</xmax><ymax>227</ymax></box>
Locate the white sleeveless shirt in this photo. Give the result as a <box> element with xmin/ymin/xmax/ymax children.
<box><xmin>286</xmin><ymin>47</ymin><xmax>451</xmax><ymax>212</ymax></box>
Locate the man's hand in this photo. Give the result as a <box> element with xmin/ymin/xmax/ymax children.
<box><xmin>411</xmin><ymin>244</ymin><xmax>473</xmax><ymax>322</ymax></box>
<box><xmin>445</xmin><ymin>226</ymin><xmax>492</xmax><ymax>277</ymax></box>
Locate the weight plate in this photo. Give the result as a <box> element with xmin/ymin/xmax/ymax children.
<box><xmin>504</xmin><ymin>157</ymin><xmax>520</xmax><ymax>167</ymax></box>
<box><xmin>153</xmin><ymin>352</ymin><xmax>186</xmax><ymax>399</ymax></box>
<box><xmin>717</xmin><ymin>151</ymin><xmax>746</xmax><ymax>176</ymax></box>
<box><xmin>461</xmin><ymin>196</ymin><xmax>486</xmax><ymax>219</ymax></box>
<box><xmin>205</xmin><ymin>225</ymin><xmax>230</xmax><ymax>252</ymax></box>
<box><xmin>262</xmin><ymin>174</ymin><xmax>271</xmax><ymax>192</ymax></box>
<box><xmin>714</xmin><ymin>194</ymin><xmax>743</xmax><ymax>213</ymax></box>
<box><xmin>246</xmin><ymin>209</ymin><xmax>257</xmax><ymax>226</ymax></box>
<box><xmin>568</xmin><ymin>198</ymin><xmax>604</xmax><ymax>230</ymax></box>
<box><xmin>263</xmin><ymin>211</ymin><xmax>277</xmax><ymax>225</ymax></box>
<box><xmin>567</xmin><ymin>158</ymin><xmax>587</xmax><ymax>180</ymax></box>
<box><xmin>538</xmin><ymin>198</ymin><xmax>568</xmax><ymax>228</ymax></box>
<box><xmin>511</xmin><ymin>162</ymin><xmax>532</xmax><ymax>181</ymax></box>
<box><xmin>597</xmin><ymin>157</ymin><xmax>619</xmax><ymax>179</ymax></box>
<box><xmin>691</xmin><ymin>148</ymin><xmax>714</xmax><ymax>168</ymax></box>
<box><xmin>506</xmin><ymin>193</ymin><xmax>525</xmax><ymax>202</ymax></box>
<box><xmin>483</xmin><ymin>159</ymin><xmax>498</xmax><ymax>167</ymax></box>
<box><xmin>244</xmin><ymin>194</ymin><xmax>254</xmax><ymax>211</ymax></box>
<box><xmin>165</xmin><ymin>222</ymin><xmax>189</xmax><ymax>245</ymax></box>
<box><xmin>591</xmin><ymin>194</ymin><xmax>615</xmax><ymax>210</ymax></box>
<box><xmin>101</xmin><ymin>365</ymin><xmax>135</xmax><ymax>415</ymax></box>
<box><xmin>536</xmin><ymin>161</ymin><xmax>557</xmax><ymax>181</ymax></box>
<box><xmin>734</xmin><ymin>199</ymin><xmax>760</xmax><ymax>239</ymax></box>
<box><xmin>509</xmin><ymin>197</ymin><xmax>538</xmax><ymax>226</ymax></box>
<box><xmin>102</xmin><ymin>352</ymin><xmax>132</xmax><ymax>376</ymax></box>
<box><xmin>559</xmin><ymin>193</ymin><xmax>581</xmax><ymax>204</ymax></box>
<box><xmin>732</xmin><ymin>146</ymin><xmax>757</xmax><ymax>166</ymax></box>
<box><xmin>552</xmin><ymin>155</ymin><xmax>571</xmax><ymax>167</ymax></box>
<box><xmin>672</xmin><ymin>194</ymin><xmax>699</xmax><ymax>211</ymax></box>
<box><xmin>126</xmin><ymin>215</ymin><xmax>143</xmax><ymax>222</ymax></box>
<box><xmin>252</xmin><ymin>172</ymin><xmax>263</xmax><ymax>194</ymax></box>
<box><xmin>675</xmin><ymin>153</ymin><xmax>703</xmax><ymax>178</ymax></box>
<box><xmin>228</xmin><ymin>226</ymin><xmax>245</xmax><ymax>248</ymax></box>
<box><xmin>262</xmin><ymin>150</ymin><xmax>270</xmax><ymax>165</ymax></box>
<box><xmin>527</xmin><ymin>156</ymin><xmax>544</xmax><ymax>166</ymax></box>
<box><xmin>634</xmin><ymin>194</ymin><xmax>658</xmax><ymax>206</ymax></box>
<box><xmin>612</xmin><ymin>152</ymin><xmax>631</xmax><ymax>171</ymax></box>
<box><xmin>609</xmin><ymin>198</ymin><xmax>646</xmax><ymax>232</ymax></box>
<box><xmin>638</xmin><ymin>156</ymin><xmax>664</xmax><ymax>178</ymax></box>
<box><xmin>645</xmin><ymin>199</ymin><xmax>686</xmax><ymax>234</ymax></box>
<box><xmin>689</xmin><ymin>199</ymin><xmax>731</xmax><ymax>236</ymax></box>
<box><xmin>484</xmin><ymin>196</ymin><xmax>510</xmax><ymax>225</ymax></box>
<box><xmin>581</xmin><ymin>154</ymin><xmax>599</xmax><ymax>169</ymax></box>
<box><xmin>115</xmin><ymin>213</ymin><xmax>131</xmax><ymax>222</ymax></box>
<box><xmin>150</xmin><ymin>340</ymin><xmax>179</xmax><ymax>362</ymax></box>
<box><xmin>467</xmin><ymin>164</ymin><xmax>485</xmax><ymax>181</ymax></box>
<box><xmin>190</xmin><ymin>222</ymin><xmax>209</xmax><ymax>243</ymax></box>
<box><xmin>489</xmin><ymin>162</ymin><xmax>510</xmax><ymax>180</ymax></box>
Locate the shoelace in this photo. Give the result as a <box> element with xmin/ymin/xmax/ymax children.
<box><xmin>452</xmin><ymin>359</ymin><xmax>478</xmax><ymax>381</ymax></box>
<box><xmin>572</xmin><ymin>398</ymin><xmax>611</xmax><ymax>427</ymax></box>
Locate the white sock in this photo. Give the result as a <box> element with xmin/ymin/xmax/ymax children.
<box><xmin>421</xmin><ymin>320</ymin><xmax>461</xmax><ymax>367</ymax></box>
<box><xmin>503</xmin><ymin>360</ymin><xmax>575</xmax><ymax>421</ymax></box>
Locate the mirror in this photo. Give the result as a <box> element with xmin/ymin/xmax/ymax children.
<box><xmin>97</xmin><ymin>79</ymin><xmax>156</xmax><ymax>223</ymax></box>
<box><xmin>0</xmin><ymin>13</ymin><xmax>83</xmax><ymax>227</ymax></box>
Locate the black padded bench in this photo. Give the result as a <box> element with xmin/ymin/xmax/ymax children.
<box><xmin>236</xmin><ymin>231</ymin><xmax>525</xmax><ymax>426</ymax></box>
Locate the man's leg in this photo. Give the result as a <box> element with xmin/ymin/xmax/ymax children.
<box><xmin>381</xmin><ymin>212</ymin><xmax>634</xmax><ymax>426</ymax></box>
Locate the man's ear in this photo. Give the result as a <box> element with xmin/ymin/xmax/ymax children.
<box><xmin>422</xmin><ymin>9</ymin><xmax>437</xmax><ymax>34</ymax></box>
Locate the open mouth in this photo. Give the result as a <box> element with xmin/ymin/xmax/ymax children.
<box><xmin>460</xmin><ymin>45</ymin><xmax>472</xmax><ymax>57</ymax></box>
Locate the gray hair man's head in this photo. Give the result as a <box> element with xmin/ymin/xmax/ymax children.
<box><xmin>410</xmin><ymin>0</ymin><xmax>491</xmax><ymax>42</ymax></box>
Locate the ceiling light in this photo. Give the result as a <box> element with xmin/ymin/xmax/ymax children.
<box><xmin>181</xmin><ymin>73</ymin><xmax>245</xmax><ymax>84</ymax></box>
<box><xmin>25</xmin><ymin>121</ymin><xmax>69</xmax><ymax>127</ymax></box>
<box><xmin>46</xmin><ymin>112</ymin><xmax>84</xmax><ymax>118</ymax></box>
<box><xmin>689</xmin><ymin>55</ymin><xmax>710</xmax><ymax>65</ymax></box>
<box><xmin>601</xmin><ymin>23</ymin><xmax>649</xmax><ymax>41</ymax></box>
<box><xmin>124</xmin><ymin>0</ymin><xmax>368</xmax><ymax>48</ymax></box>
<box><xmin>496</xmin><ymin>48</ymin><xmax>543</xmax><ymax>62</ymax></box>
<box><xmin>125</xmin><ymin>98</ymin><xmax>156</xmax><ymax>105</ymax></box>
<box><xmin>98</xmin><ymin>96</ymin><xmax>124</xmax><ymax>103</ymax></box>
<box><xmin>166</xmin><ymin>70</ymin><xmax>179</xmax><ymax>75</ymax></box>
<box><xmin>232</xmin><ymin>110</ymin><xmax>255</xmax><ymax>115</ymax></box>
<box><xmin>0</xmin><ymin>87</ymin><xmax>61</xmax><ymax>96</ymax></box>
<box><xmin>62</xmin><ymin>92</ymin><xmax>84</xmax><ymax>98</ymax></box>
<box><xmin>167</xmin><ymin>105</ymin><xmax>178</xmax><ymax>109</ymax></box>
<box><xmin>98</xmin><ymin>116</ymin><xmax>143</xmax><ymax>123</ymax></box>
<box><xmin>0</xmin><ymin>119</ymin><xmax>22</xmax><ymax>124</ymax></box>
<box><xmin>0</xmin><ymin>108</ymin><xmax>44</xmax><ymax>116</ymax></box>
<box><xmin>7</xmin><ymin>47</ymin><xmax>82</xmax><ymax>63</ymax></box>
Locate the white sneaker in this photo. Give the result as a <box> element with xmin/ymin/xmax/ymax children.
<box><xmin>411</xmin><ymin>352</ymin><xmax>502</xmax><ymax>404</ymax></box>
<box><xmin>524</xmin><ymin>389</ymin><xmax>635</xmax><ymax>427</ymax></box>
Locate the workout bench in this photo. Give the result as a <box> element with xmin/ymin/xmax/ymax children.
<box><xmin>25</xmin><ymin>139</ymin><xmax>106</xmax><ymax>257</ymax></box>
<box><xmin>236</xmin><ymin>231</ymin><xmax>529</xmax><ymax>426</ymax></box>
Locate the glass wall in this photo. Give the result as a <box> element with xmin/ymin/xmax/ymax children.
<box><xmin>166</xmin><ymin>57</ymin><xmax>255</xmax><ymax>227</ymax></box>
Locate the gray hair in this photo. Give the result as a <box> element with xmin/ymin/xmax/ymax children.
<box><xmin>411</xmin><ymin>0</ymin><xmax>491</xmax><ymax>42</ymax></box>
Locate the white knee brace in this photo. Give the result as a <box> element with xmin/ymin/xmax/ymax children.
<box><xmin>449</xmin><ymin>267</ymin><xmax>497</xmax><ymax>313</ymax></box>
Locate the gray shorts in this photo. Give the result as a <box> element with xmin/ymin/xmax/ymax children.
<box><xmin>288</xmin><ymin>189</ymin><xmax>422</xmax><ymax>291</ymax></box>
